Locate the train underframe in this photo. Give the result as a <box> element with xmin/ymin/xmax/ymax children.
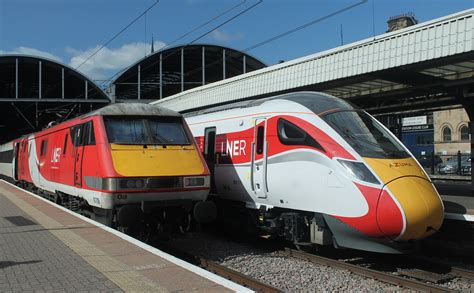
<box><xmin>213</xmin><ymin>197</ymin><xmax>333</xmax><ymax>248</ymax></box>
<box><xmin>213</xmin><ymin>197</ymin><xmax>418</xmax><ymax>253</ymax></box>
<box><xmin>14</xmin><ymin>179</ymin><xmax>212</xmax><ymax>239</ymax></box>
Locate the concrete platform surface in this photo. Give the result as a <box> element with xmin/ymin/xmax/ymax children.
<box><xmin>0</xmin><ymin>180</ymin><xmax>249</xmax><ymax>292</ymax></box>
<box><xmin>440</xmin><ymin>194</ymin><xmax>474</xmax><ymax>222</ymax></box>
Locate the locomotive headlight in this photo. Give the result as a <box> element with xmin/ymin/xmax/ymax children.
<box><xmin>120</xmin><ymin>178</ymin><xmax>146</xmax><ymax>189</ymax></box>
<box><xmin>126</xmin><ymin>180</ymin><xmax>136</xmax><ymax>188</ymax></box>
<box><xmin>134</xmin><ymin>179</ymin><xmax>144</xmax><ymax>188</ymax></box>
<box><xmin>337</xmin><ymin>159</ymin><xmax>380</xmax><ymax>185</ymax></box>
<box><xmin>184</xmin><ymin>177</ymin><xmax>205</xmax><ymax>187</ymax></box>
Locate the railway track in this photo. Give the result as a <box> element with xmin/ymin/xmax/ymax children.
<box><xmin>278</xmin><ymin>248</ymin><xmax>463</xmax><ymax>293</ymax></box>
<box><xmin>155</xmin><ymin>243</ymin><xmax>282</xmax><ymax>293</ymax></box>
<box><xmin>407</xmin><ymin>255</ymin><xmax>474</xmax><ymax>280</ymax></box>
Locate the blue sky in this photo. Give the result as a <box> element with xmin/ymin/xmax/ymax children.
<box><xmin>1</xmin><ymin>0</ymin><xmax>472</xmax><ymax>83</ymax></box>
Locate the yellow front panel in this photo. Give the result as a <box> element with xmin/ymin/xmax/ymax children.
<box><xmin>110</xmin><ymin>144</ymin><xmax>205</xmax><ymax>177</ymax></box>
<box><xmin>364</xmin><ymin>157</ymin><xmax>444</xmax><ymax>240</ymax></box>
<box><xmin>364</xmin><ymin>157</ymin><xmax>427</xmax><ymax>184</ymax></box>
<box><xmin>385</xmin><ymin>177</ymin><xmax>444</xmax><ymax>240</ymax></box>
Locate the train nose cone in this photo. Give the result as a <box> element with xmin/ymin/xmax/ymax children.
<box><xmin>376</xmin><ymin>189</ymin><xmax>404</xmax><ymax>239</ymax></box>
<box><xmin>380</xmin><ymin>177</ymin><xmax>444</xmax><ymax>241</ymax></box>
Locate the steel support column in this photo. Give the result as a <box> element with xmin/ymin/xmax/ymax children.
<box><xmin>38</xmin><ymin>61</ymin><xmax>42</xmax><ymax>99</ymax></box>
<box><xmin>15</xmin><ymin>58</ymin><xmax>18</xmax><ymax>99</ymax></box>
<box><xmin>159</xmin><ymin>53</ymin><xmax>163</xmax><ymax>99</ymax></box>
<box><xmin>138</xmin><ymin>64</ymin><xmax>141</xmax><ymax>100</ymax></box>
<box><xmin>202</xmin><ymin>46</ymin><xmax>205</xmax><ymax>86</ymax></box>
<box><xmin>222</xmin><ymin>49</ymin><xmax>226</xmax><ymax>79</ymax></box>
<box><xmin>61</xmin><ymin>68</ymin><xmax>65</xmax><ymax>99</ymax></box>
<box><xmin>181</xmin><ymin>48</ymin><xmax>184</xmax><ymax>92</ymax></box>
<box><xmin>459</xmin><ymin>92</ymin><xmax>474</xmax><ymax>195</ymax></box>
<box><xmin>84</xmin><ymin>80</ymin><xmax>88</xmax><ymax>99</ymax></box>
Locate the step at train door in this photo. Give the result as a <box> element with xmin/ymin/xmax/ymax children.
<box><xmin>251</xmin><ymin>118</ymin><xmax>268</xmax><ymax>199</ymax></box>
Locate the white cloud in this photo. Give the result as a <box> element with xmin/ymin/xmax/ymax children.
<box><xmin>0</xmin><ymin>41</ymin><xmax>167</xmax><ymax>82</ymax></box>
<box><xmin>67</xmin><ymin>41</ymin><xmax>166</xmax><ymax>80</ymax></box>
<box><xmin>0</xmin><ymin>46</ymin><xmax>62</xmax><ymax>62</ymax></box>
<box><xmin>208</xmin><ymin>29</ymin><xmax>244</xmax><ymax>43</ymax></box>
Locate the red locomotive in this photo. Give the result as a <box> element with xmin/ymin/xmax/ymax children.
<box><xmin>0</xmin><ymin>103</ymin><xmax>212</xmax><ymax>232</ymax></box>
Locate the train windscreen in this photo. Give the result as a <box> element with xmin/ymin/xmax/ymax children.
<box><xmin>104</xmin><ymin>116</ymin><xmax>189</xmax><ymax>145</ymax></box>
<box><xmin>322</xmin><ymin>111</ymin><xmax>410</xmax><ymax>159</ymax></box>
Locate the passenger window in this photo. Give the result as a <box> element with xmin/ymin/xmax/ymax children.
<box><xmin>40</xmin><ymin>139</ymin><xmax>48</xmax><ymax>156</ymax></box>
<box><xmin>63</xmin><ymin>134</ymin><xmax>68</xmax><ymax>154</ymax></box>
<box><xmin>256</xmin><ymin>126</ymin><xmax>264</xmax><ymax>155</ymax></box>
<box><xmin>277</xmin><ymin>118</ymin><xmax>325</xmax><ymax>152</ymax></box>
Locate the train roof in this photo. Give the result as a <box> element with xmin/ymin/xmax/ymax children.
<box><xmin>85</xmin><ymin>103</ymin><xmax>181</xmax><ymax>118</ymax></box>
<box><xmin>185</xmin><ymin>91</ymin><xmax>358</xmax><ymax>117</ymax></box>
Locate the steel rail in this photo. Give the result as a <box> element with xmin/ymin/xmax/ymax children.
<box><xmin>409</xmin><ymin>255</ymin><xmax>474</xmax><ymax>280</ymax></box>
<box><xmin>199</xmin><ymin>258</ymin><xmax>282</xmax><ymax>293</ymax></box>
<box><xmin>155</xmin><ymin>243</ymin><xmax>281</xmax><ymax>293</ymax></box>
<box><xmin>279</xmin><ymin>248</ymin><xmax>456</xmax><ymax>293</ymax></box>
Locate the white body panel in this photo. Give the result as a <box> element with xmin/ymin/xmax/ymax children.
<box><xmin>186</xmin><ymin>98</ymin><xmax>378</xmax><ymax>218</ymax></box>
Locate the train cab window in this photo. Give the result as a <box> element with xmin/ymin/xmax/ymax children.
<box><xmin>82</xmin><ymin>121</ymin><xmax>96</xmax><ymax>146</ymax></box>
<box><xmin>70</xmin><ymin>126</ymin><xmax>81</xmax><ymax>147</ymax></box>
<box><xmin>277</xmin><ymin>119</ymin><xmax>324</xmax><ymax>151</ymax></box>
<box><xmin>40</xmin><ymin>140</ymin><xmax>48</xmax><ymax>156</ymax></box>
<box><xmin>104</xmin><ymin>116</ymin><xmax>189</xmax><ymax>145</ymax></box>
<box><xmin>256</xmin><ymin>126</ymin><xmax>264</xmax><ymax>154</ymax></box>
<box><xmin>322</xmin><ymin>110</ymin><xmax>410</xmax><ymax>159</ymax></box>
<box><xmin>63</xmin><ymin>134</ymin><xmax>68</xmax><ymax>154</ymax></box>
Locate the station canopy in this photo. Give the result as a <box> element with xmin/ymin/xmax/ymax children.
<box><xmin>0</xmin><ymin>55</ymin><xmax>110</xmax><ymax>143</ymax></box>
<box><xmin>111</xmin><ymin>44</ymin><xmax>266</xmax><ymax>102</ymax></box>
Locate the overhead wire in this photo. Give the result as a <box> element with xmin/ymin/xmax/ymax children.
<box><xmin>44</xmin><ymin>0</ymin><xmax>162</xmax><ymax>103</ymax></box>
<box><xmin>112</xmin><ymin>0</ymin><xmax>263</xmax><ymax>94</ymax></box>
<box><xmin>243</xmin><ymin>0</ymin><xmax>367</xmax><ymax>52</ymax></box>
<box><xmin>99</xmin><ymin>0</ymin><xmax>248</xmax><ymax>88</ymax></box>
<box><xmin>181</xmin><ymin>0</ymin><xmax>368</xmax><ymax>86</ymax></box>
<box><xmin>75</xmin><ymin>0</ymin><xmax>161</xmax><ymax>70</ymax></box>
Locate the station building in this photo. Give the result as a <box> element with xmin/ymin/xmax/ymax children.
<box><xmin>434</xmin><ymin>108</ymin><xmax>470</xmax><ymax>155</ymax></box>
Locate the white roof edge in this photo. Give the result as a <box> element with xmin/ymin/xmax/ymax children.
<box><xmin>152</xmin><ymin>8</ymin><xmax>474</xmax><ymax>106</ymax></box>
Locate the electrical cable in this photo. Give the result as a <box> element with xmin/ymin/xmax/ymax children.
<box><xmin>99</xmin><ymin>0</ymin><xmax>248</xmax><ymax>88</ymax></box>
<box><xmin>243</xmin><ymin>0</ymin><xmax>367</xmax><ymax>52</ymax></box>
<box><xmin>75</xmin><ymin>0</ymin><xmax>160</xmax><ymax>70</ymax></box>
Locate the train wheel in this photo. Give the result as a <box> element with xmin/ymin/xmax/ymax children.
<box><xmin>178</xmin><ymin>213</ymin><xmax>192</xmax><ymax>234</ymax></box>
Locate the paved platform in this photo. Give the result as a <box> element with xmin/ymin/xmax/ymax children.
<box><xmin>0</xmin><ymin>180</ymin><xmax>249</xmax><ymax>292</ymax></box>
<box><xmin>440</xmin><ymin>194</ymin><xmax>474</xmax><ymax>222</ymax></box>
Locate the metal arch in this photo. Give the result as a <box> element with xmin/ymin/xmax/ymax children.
<box><xmin>0</xmin><ymin>55</ymin><xmax>110</xmax><ymax>102</ymax></box>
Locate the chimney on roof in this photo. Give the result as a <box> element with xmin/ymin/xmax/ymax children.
<box><xmin>387</xmin><ymin>12</ymin><xmax>418</xmax><ymax>32</ymax></box>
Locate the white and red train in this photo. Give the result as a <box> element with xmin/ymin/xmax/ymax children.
<box><xmin>185</xmin><ymin>92</ymin><xmax>444</xmax><ymax>253</ymax></box>
<box><xmin>0</xmin><ymin>103</ymin><xmax>211</xmax><ymax>231</ymax></box>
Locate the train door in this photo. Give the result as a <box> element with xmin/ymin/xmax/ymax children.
<box><xmin>204</xmin><ymin>127</ymin><xmax>217</xmax><ymax>193</ymax></box>
<box><xmin>251</xmin><ymin>118</ymin><xmax>268</xmax><ymax>199</ymax></box>
<box><xmin>13</xmin><ymin>142</ymin><xmax>19</xmax><ymax>181</ymax></box>
<box><xmin>72</xmin><ymin>125</ymin><xmax>84</xmax><ymax>187</ymax></box>
<box><xmin>19</xmin><ymin>141</ymin><xmax>26</xmax><ymax>179</ymax></box>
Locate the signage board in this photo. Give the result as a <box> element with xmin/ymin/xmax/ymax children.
<box><xmin>402</xmin><ymin>116</ymin><xmax>427</xmax><ymax>126</ymax></box>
